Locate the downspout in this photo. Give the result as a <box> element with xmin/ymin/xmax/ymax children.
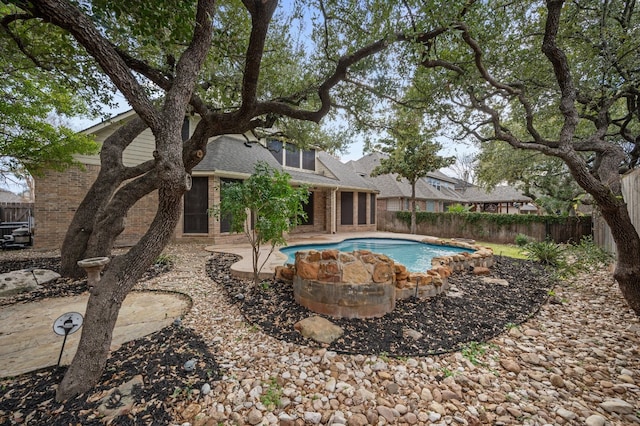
<box><xmin>331</xmin><ymin>187</ymin><xmax>338</xmax><ymax>234</ymax></box>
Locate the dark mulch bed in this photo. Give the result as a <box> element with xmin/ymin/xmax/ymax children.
<box><xmin>0</xmin><ymin>325</ymin><xmax>220</xmax><ymax>425</ymax></box>
<box><xmin>207</xmin><ymin>252</ymin><xmax>555</xmax><ymax>357</ymax></box>
<box><xmin>0</xmin><ymin>257</ymin><xmax>218</xmax><ymax>426</ymax></box>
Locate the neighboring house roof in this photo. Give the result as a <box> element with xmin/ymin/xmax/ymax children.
<box><xmin>349</xmin><ymin>152</ymin><xmax>534</xmax><ymax>206</ymax></box>
<box><xmin>348</xmin><ymin>152</ymin><xmax>463</xmax><ymax>202</ymax></box>
<box><xmin>420</xmin><ymin>177</ymin><xmax>464</xmax><ymax>202</ymax></box>
<box><xmin>193</xmin><ymin>135</ymin><xmax>377</xmax><ymax>191</ymax></box>
<box><xmin>426</xmin><ymin>169</ymin><xmax>458</xmax><ymax>185</ymax></box>
<box><xmin>450</xmin><ymin>176</ymin><xmax>475</xmax><ymax>191</ymax></box>
<box><xmin>315</xmin><ymin>151</ymin><xmax>378</xmax><ymax>191</ymax></box>
<box><xmin>460</xmin><ymin>185</ymin><xmax>533</xmax><ymax>203</ymax></box>
<box><xmin>0</xmin><ymin>189</ymin><xmax>26</xmax><ymax>203</ymax></box>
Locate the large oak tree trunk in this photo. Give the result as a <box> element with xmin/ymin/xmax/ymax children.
<box><xmin>57</xmin><ymin>170</ymin><xmax>186</xmax><ymax>401</ymax></box>
<box><xmin>563</xmin><ymin>150</ymin><xmax>640</xmax><ymax>315</ymax></box>
<box><xmin>61</xmin><ymin>118</ymin><xmax>149</xmax><ymax>278</ymax></box>
<box><xmin>48</xmin><ymin>0</ymin><xmax>216</xmax><ymax>398</ymax></box>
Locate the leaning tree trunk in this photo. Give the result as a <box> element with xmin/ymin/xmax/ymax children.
<box><xmin>600</xmin><ymin>201</ymin><xmax>640</xmax><ymax>315</ymax></box>
<box><xmin>84</xmin><ymin>173</ymin><xmax>159</xmax><ymax>257</ymax></box>
<box><xmin>563</xmin><ymin>150</ymin><xmax>640</xmax><ymax>315</ymax></box>
<box><xmin>60</xmin><ymin>174</ymin><xmax>120</xmax><ymax>278</ymax></box>
<box><xmin>60</xmin><ymin>118</ymin><xmax>149</xmax><ymax>278</ymax></box>
<box><xmin>56</xmin><ymin>185</ymin><xmax>185</xmax><ymax>401</ymax></box>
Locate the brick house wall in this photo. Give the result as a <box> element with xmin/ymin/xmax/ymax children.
<box><xmin>289</xmin><ymin>190</ymin><xmax>327</xmax><ymax>235</ymax></box>
<box><xmin>35</xmin><ymin>167</ymin><xmax>377</xmax><ymax>251</ymax></box>
<box><xmin>177</xmin><ymin>179</ymin><xmax>333</xmax><ymax>245</ymax></box>
<box><xmin>34</xmin><ymin>165</ymin><xmax>158</xmax><ymax>250</ymax></box>
<box><xmin>335</xmin><ymin>190</ymin><xmax>376</xmax><ymax>233</ymax></box>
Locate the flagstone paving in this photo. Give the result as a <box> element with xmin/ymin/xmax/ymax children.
<box><xmin>0</xmin><ymin>291</ymin><xmax>190</xmax><ymax>377</ymax></box>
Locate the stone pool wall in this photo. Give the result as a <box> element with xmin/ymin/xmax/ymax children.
<box><xmin>280</xmin><ymin>239</ymin><xmax>494</xmax><ymax>319</ymax></box>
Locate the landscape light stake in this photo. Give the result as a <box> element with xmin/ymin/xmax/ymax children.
<box><xmin>53</xmin><ymin>312</ymin><xmax>83</xmax><ymax>368</ymax></box>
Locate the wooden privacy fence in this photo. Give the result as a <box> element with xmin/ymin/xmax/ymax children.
<box><xmin>0</xmin><ymin>202</ymin><xmax>34</xmax><ymax>237</ymax></box>
<box><xmin>377</xmin><ymin>210</ymin><xmax>592</xmax><ymax>244</ymax></box>
<box><xmin>594</xmin><ymin>169</ymin><xmax>640</xmax><ymax>256</ymax></box>
<box><xmin>0</xmin><ymin>202</ymin><xmax>33</xmax><ymax>222</ymax></box>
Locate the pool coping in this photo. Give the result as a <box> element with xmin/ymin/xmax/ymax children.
<box><xmin>204</xmin><ymin>231</ymin><xmax>494</xmax><ymax>281</ymax></box>
<box><xmin>279</xmin><ymin>236</ymin><xmax>477</xmax><ymax>273</ymax></box>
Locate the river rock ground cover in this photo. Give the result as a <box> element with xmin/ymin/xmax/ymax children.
<box><xmin>1</xmin><ymin>245</ymin><xmax>639</xmax><ymax>425</ymax></box>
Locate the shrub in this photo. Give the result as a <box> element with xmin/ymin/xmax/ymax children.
<box><xmin>447</xmin><ymin>203</ymin><xmax>471</xmax><ymax>213</ymax></box>
<box><xmin>155</xmin><ymin>253</ymin><xmax>174</xmax><ymax>267</ymax></box>
<box><xmin>525</xmin><ymin>240</ymin><xmax>565</xmax><ymax>267</ymax></box>
<box><xmin>514</xmin><ymin>233</ymin><xmax>531</xmax><ymax>247</ymax></box>
<box><xmin>567</xmin><ymin>235</ymin><xmax>614</xmax><ymax>270</ymax></box>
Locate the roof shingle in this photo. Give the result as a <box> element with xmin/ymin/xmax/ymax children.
<box><xmin>193</xmin><ymin>136</ymin><xmax>376</xmax><ymax>191</ymax></box>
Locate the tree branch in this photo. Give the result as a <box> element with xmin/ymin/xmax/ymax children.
<box><xmin>1</xmin><ymin>13</ymin><xmax>54</xmax><ymax>71</ymax></box>
<box><xmin>238</xmin><ymin>0</ymin><xmax>278</xmax><ymax>114</ymax></box>
<box><xmin>26</xmin><ymin>0</ymin><xmax>160</xmax><ymax>129</ymax></box>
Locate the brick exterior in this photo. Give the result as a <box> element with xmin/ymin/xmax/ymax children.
<box><xmin>35</xmin><ymin>169</ymin><xmax>376</xmax><ymax>250</ymax></box>
<box><xmin>335</xmin><ymin>190</ymin><xmax>376</xmax><ymax>233</ymax></box>
<box><xmin>289</xmin><ymin>190</ymin><xmax>327</xmax><ymax>235</ymax></box>
<box><xmin>176</xmin><ymin>179</ymin><xmax>339</xmax><ymax>244</ymax></box>
<box><xmin>34</xmin><ymin>165</ymin><xmax>158</xmax><ymax>250</ymax></box>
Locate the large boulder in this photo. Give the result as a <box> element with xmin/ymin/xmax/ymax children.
<box><xmin>294</xmin><ymin>316</ymin><xmax>344</xmax><ymax>344</ymax></box>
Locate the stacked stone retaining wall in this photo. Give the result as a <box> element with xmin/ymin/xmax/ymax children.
<box><xmin>280</xmin><ymin>238</ymin><xmax>494</xmax><ymax>319</ymax></box>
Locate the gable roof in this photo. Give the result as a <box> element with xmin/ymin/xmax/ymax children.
<box><xmin>81</xmin><ymin>109</ymin><xmax>138</xmax><ymax>135</ymax></box>
<box><xmin>193</xmin><ymin>136</ymin><xmax>376</xmax><ymax>191</ymax></box>
<box><xmin>426</xmin><ymin>169</ymin><xmax>458</xmax><ymax>184</ymax></box>
<box><xmin>460</xmin><ymin>185</ymin><xmax>533</xmax><ymax>203</ymax></box>
<box><xmin>348</xmin><ymin>152</ymin><xmax>463</xmax><ymax>202</ymax></box>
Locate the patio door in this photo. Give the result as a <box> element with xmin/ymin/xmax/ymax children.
<box><xmin>183</xmin><ymin>177</ymin><xmax>209</xmax><ymax>233</ymax></box>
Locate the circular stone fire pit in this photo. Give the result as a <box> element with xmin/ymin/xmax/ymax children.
<box><xmin>293</xmin><ymin>249</ymin><xmax>397</xmax><ymax>319</ymax></box>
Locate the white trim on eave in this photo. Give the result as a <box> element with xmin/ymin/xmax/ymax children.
<box><xmin>81</xmin><ymin>109</ymin><xmax>138</xmax><ymax>134</ymax></box>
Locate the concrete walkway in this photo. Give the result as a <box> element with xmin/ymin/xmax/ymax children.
<box><xmin>0</xmin><ymin>291</ymin><xmax>190</xmax><ymax>377</ymax></box>
<box><xmin>205</xmin><ymin>231</ymin><xmax>430</xmax><ymax>279</ymax></box>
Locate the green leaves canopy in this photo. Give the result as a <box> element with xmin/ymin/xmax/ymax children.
<box><xmin>1</xmin><ymin>3</ymin><xmax>103</xmax><ymax>178</ymax></box>
<box><xmin>370</xmin><ymin>110</ymin><xmax>455</xmax><ymax>185</ymax></box>
<box><xmin>475</xmin><ymin>140</ymin><xmax>586</xmax><ymax>215</ymax></box>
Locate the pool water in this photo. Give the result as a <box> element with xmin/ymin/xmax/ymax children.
<box><xmin>280</xmin><ymin>238</ymin><xmax>473</xmax><ymax>272</ymax></box>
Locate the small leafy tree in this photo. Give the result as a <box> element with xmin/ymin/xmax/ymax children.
<box><xmin>210</xmin><ymin>162</ymin><xmax>309</xmax><ymax>285</ymax></box>
<box><xmin>371</xmin><ymin>109</ymin><xmax>455</xmax><ymax>234</ymax></box>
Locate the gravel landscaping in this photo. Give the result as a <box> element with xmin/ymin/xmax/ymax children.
<box><xmin>1</xmin><ymin>244</ymin><xmax>639</xmax><ymax>425</ymax></box>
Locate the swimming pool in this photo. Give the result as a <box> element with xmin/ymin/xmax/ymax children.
<box><xmin>280</xmin><ymin>238</ymin><xmax>474</xmax><ymax>272</ymax></box>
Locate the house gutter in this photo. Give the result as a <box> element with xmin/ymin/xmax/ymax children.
<box><xmin>191</xmin><ymin>171</ymin><xmax>379</xmax><ymax>193</ymax></box>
